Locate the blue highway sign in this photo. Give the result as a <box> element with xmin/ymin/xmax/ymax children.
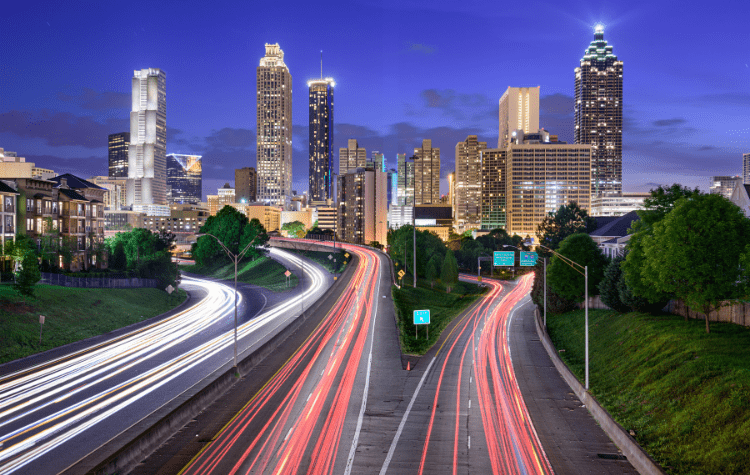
<box><xmin>519</xmin><ymin>251</ymin><xmax>538</xmax><ymax>266</ymax></box>
<box><xmin>413</xmin><ymin>309</ymin><xmax>430</xmax><ymax>325</ymax></box>
<box><xmin>493</xmin><ymin>251</ymin><xmax>515</xmax><ymax>266</ymax></box>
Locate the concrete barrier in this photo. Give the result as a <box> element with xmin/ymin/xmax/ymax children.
<box><xmin>533</xmin><ymin>305</ymin><xmax>665</xmax><ymax>475</ymax></box>
<box><xmin>65</xmin><ymin>251</ymin><xmax>360</xmax><ymax>475</ymax></box>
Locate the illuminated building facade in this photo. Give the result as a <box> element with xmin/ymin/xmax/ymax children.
<box><xmin>108</xmin><ymin>132</ymin><xmax>130</xmax><ymax>178</ymax></box>
<box><xmin>257</xmin><ymin>44</ymin><xmax>292</xmax><ymax>206</ymax></box>
<box><xmin>480</xmin><ymin>148</ymin><xmax>507</xmax><ymax>230</ymax></box>
<box><xmin>455</xmin><ymin>135</ymin><xmax>487</xmax><ymax>231</ymax></box>
<box><xmin>338</xmin><ymin>167</ymin><xmax>387</xmax><ymax>245</ymax></box>
<box><xmin>369</xmin><ymin>151</ymin><xmax>386</xmax><ymax>172</ymax></box>
<box><xmin>339</xmin><ymin>139</ymin><xmax>366</xmax><ymax>176</ymax></box>
<box><xmin>414</xmin><ymin>139</ymin><xmax>440</xmax><ymax>205</ymax></box>
<box><xmin>128</xmin><ymin>68</ymin><xmax>167</xmax><ymax>207</ymax></box>
<box><xmin>709</xmin><ymin>176</ymin><xmax>742</xmax><ymax>200</ymax></box>
<box><xmin>386</xmin><ymin>168</ymin><xmax>398</xmax><ymax>206</ymax></box>
<box><xmin>744</xmin><ymin>153</ymin><xmax>750</xmax><ymax>184</ymax></box>
<box><xmin>308</xmin><ymin>77</ymin><xmax>334</xmax><ymax>204</ymax></box>
<box><xmin>498</xmin><ymin>86</ymin><xmax>539</xmax><ymax>149</ymax></box>
<box><xmin>574</xmin><ymin>26</ymin><xmax>623</xmax><ymax>197</ymax></box>
<box><xmin>166</xmin><ymin>153</ymin><xmax>202</xmax><ymax>204</ymax></box>
<box><xmin>235</xmin><ymin>167</ymin><xmax>257</xmax><ymax>203</ymax></box>
<box><xmin>396</xmin><ymin>153</ymin><xmax>414</xmax><ymax>206</ymax></box>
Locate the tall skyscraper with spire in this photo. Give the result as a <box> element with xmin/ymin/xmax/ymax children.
<box><xmin>574</xmin><ymin>25</ymin><xmax>623</xmax><ymax>197</ymax></box>
<box><xmin>257</xmin><ymin>43</ymin><xmax>292</xmax><ymax>207</ymax></box>
<box><xmin>128</xmin><ymin>68</ymin><xmax>167</xmax><ymax>208</ymax></box>
<box><xmin>308</xmin><ymin>69</ymin><xmax>334</xmax><ymax>204</ymax></box>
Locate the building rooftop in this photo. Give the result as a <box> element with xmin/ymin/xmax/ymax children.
<box><xmin>590</xmin><ymin>210</ymin><xmax>640</xmax><ymax>238</ymax></box>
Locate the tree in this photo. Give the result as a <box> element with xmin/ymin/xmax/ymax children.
<box><xmin>4</xmin><ymin>234</ymin><xmax>35</xmax><ymax>275</ymax></box>
<box><xmin>456</xmin><ymin>238</ymin><xmax>486</xmax><ymax>273</ymax></box>
<box><xmin>536</xmin><ymin>201</ymin><xmax>597</xmax><ymax>256</ymax></box>
<box><xmin>192</xmin><ymin>208</ymin><xmax>268</xmax><ymax>266</ymax></box>
<box><xmin>387</xmin><ymin>225</ymin><xmax>446</xmax><ymax>280</ymax></box>
<box><xmin>530</xmin><ymin>259</ymin><xmax>577</xmax><ymax>314</ymax></box>
<box><xmin>638</xmin><ymin>183</ymin><xmax>702</xmax><ymax>227</ymax></box>
<box><xmin>14</xmin><ymin>251</ymin><xmax>41</xmax><ymax>296</ymax></box>
<box><xmin>136</xmin><ymin>251</ymin><xmax>181</xmax><ymax>288</ymax></box>
<box><xmin>640</xmin><ymin>193</ymin><xmax>750</xmax><ymax>333</ymax></box>
<box><xmin>598</xmin><ymin>255</ymin><xmax>630</xmax><ymax>313</ymax></box>
<box><xmin>110</xmin><ymin>241</ymin><xmax>127</xmax><ymax>271</ymax></box>
<box><xmin>281</xmin><ymin>220</ymin><xmax>306</xmax><ymax>238</ymax></box>
<box><xmin>547</xmin><ymin>233</ymin><xmax>608</xmax><ymax>303</ymax></box>
<box><xmin>426</xmin><ymin>259</ymin><xmax>437</xmax><ymax>288</ymax></box>
<box><xmin>441</xmin><ymin>250</ymin><xmax>459</xmax><ymax>293</ymax></box>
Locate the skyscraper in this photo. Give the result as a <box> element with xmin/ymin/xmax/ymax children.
<box><xmin>480</xmin><ymin>149</ymin><xmax>507</xmax><ymax>230</ymax></box>
<box><xmin>338</xmin><ymin>167</ymin><xmax>388</xmax><ymax>245</ymax></box>
<box><xmin>235</xmin><ymin>167</ymin><xmax>257</xmax><ymax>203</ymax></box>
<box><xmin>108</xmin><ymin>132</ymin><xmax>130</xmax><ymax>178</ymax></box>
<box><xmin>166</xmin><ymin>153</ymin><xmax>202</xmax><ymax>204</ymax></box>
<box><xmin>455</xmin><ymin>135</ymin><xmax>486</xmax><ymax>231</ymax></box>
<box><xmin>498</xmin><ymin>87</ymin><xmax>540</xmax><ymax>149</ymax></box>
<box><xmin>744</xmin><ymin>153</ymin><xmax>749</xmax><ymax>184</ymax></box>
<box><xmin>257</xmin><ymin>43</ymin><xmax>292</xmax><ymax>207</ymax></box>
<box><xmin>369</xmin><ymin>151</ymin><xmax>386</xmax><ymax>172</ymax></box>
<box><xmin>396</xmin><ymin>153</ymin><xmax>414</xmax><ymax>206</ymax></box>
<box><xmin>339</xmin><ymin>139</ymin><xmax>366</xmax><ymax>176</ymax></box>
<box><xmin>574</xmin><ymin>25</ymin><xmax>623</xmax><ymax>197</ymax></box>
<box><xmin>386</xmin><ymin>168</ymin><xmax>398</xmax><ymax>206</ymax></box>
<box><xmin>308</xmin><ymin>77</ymin><xmax>334</xmax><ymax>203</ymax></box>
<box><xmin>127</xmin><ymin>68</ymin><xmax>167</xmax><ymax>208</ymax></box>
<box><xmin>414</xmin><ymin>139</ymin><xmax>440</xmax><ymax>205</ymax></box>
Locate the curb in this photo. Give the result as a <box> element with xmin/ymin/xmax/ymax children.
<box><xmin>532</xmin><ymin>304</ymin><xmax>665</xmax><ymax>475</ymax></box>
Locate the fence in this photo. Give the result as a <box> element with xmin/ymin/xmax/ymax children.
<box><xmin>40</xmin><ymin>272</ymin><xmax>158</xmax><ymax>289</ymax></box>
<box><xmin>666</xmin><ymin>299</ymin><xmax>750</xmax><ymax>327</ymax></box>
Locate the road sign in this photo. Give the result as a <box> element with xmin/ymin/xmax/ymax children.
<box><xmin>413</xmin><ymin>309</ymin><xmax>430</xmax><ymax>325</ymax></box>
<box><xmin>328</xmin><ymin>254</ymin><xmax>333</xmax><ymax>260</ymax></box>
<box><xmin>165</xmin><ymin>284</ymin><xmax>174</xmax><ymax>294</ymax></box>
<box><xmin>39</xmin><ymin>315</ymin><xmax>45</xmax><ymax>325</ymax></box>
<box><xmin>284</xmin><ymin>269</ymin><xmax>291</xmax><ymax>277</ymax></box>
<box><xmin>520</xmin><ymin>251</ymin><xmax>539</xmax><ymax>266</ymax></box>
<box><xmin>344</xmin><ymin>252</ymin><xmax>350</xmax><ymax>258</ymax></box>
<box><xmin>493</xmin><ymin>251</ymin><xmax>514</xmax><ymax>266</ymax></box>
<box><xmin>397</xmin><ymin>269</ymin><xmax>405</xmax><ymax>279</ymax></box>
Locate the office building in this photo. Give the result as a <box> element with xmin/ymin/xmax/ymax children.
<box><xmin>480</xmin><ymin>149</ymin><xmax>507</xmax><ymax>231</ymax></box>
<box><xmin>414</xmin><ymin>205</ymin><xmax>452</xmax><ymax>241</ymax></box>
<box><xmin>386</xmin><ymin>168</ymin><xmax>398</xmax><ymax>206</ymax></box>
<box><xmin>744</xmin><ymin>153</ymin><xmax>750</xmax><ymax>184</ymax></box>
<box><xmin>0</xmin><ymin>148</ymin><xmax>56</xmax><ymax>180</ymax></box>
<box><xmin>414</xmin><ymin>139</ymin><xmax>440</xmax><ymax>205</ymax></box>
<box><xmin>128</xmin><ymin>68</ymin><xmax>167</xmax><ymax>209</ymax></box>
<box><xmin>397</xmin><ymin>153</ymin><xmax>414</xmax><ymax>206</ymax></box>
<box><xmin>108</xmin><ymin>132</ymin><xmax>130</xmax><ymax>178</ymax></box>
<box><xmin>308</xmin><ymin>77</ymin><xmax>334</xmax><ymax>203</ymax></box>
<box><xmin>315</xmin><ymin>205</ymin><xmax>337</xmax><ymax>231</ymax></box>
<box><xmin>338</xmin><ymin>167</ymin><xmax>387</xmax><ymax>245</ymax></box>
<box><xmin>245</xmin><ymin>203</ymin><xmax>282</xmax><ymax>232</ymax></box>
<box><xmin>207</xmin><ymin>183</ymin><xmax>236</xmax><ymax>215</ymax></box>
<box><xmin>388</xmin><ymin>205</ymin><xmax>413</xmax><ymax>229</ymax></box>
<box><xmin>0</xmin><ymin>181</ymin><xmax>18</xmax><ymax>252</ymax></box>
<box><xmin>235</xmin><ymin>167</ymin><xmax>257</xmax><ymax>203</ymax></box>
<box><xmin>257</xmin><ymin>43</ymin><xmax>292</xmax><ymax>207</ymax></box>
<box><xmin>339</xmin><ymin>139</ymin><xmax>366</xmax><ymax>176</ymax></box>
<box><xmin>709</xmin><ymin>176</ymin><xmax>742</xmax><ymax>200</ymax></box>
<box><xmin>455</xmin><ymin>135</ymin><xmax>487</xmax><ymax>232</ymax></box>
<box><xmin>369</xmin><ymin>151</ymin><xmax>386</xmax><ymax>172</ymax></box>
<box><xmin>498</xmin><ymin>86</ymin><xmax>540</xmax><ymax>149</ymax></box>
<box><xmin>574</xmin><ymin>26</ymin><xmax>623</xmax><ymax>197</ymax></box>
<box><xmin>446</xmin><ymin>171</ymin><xmax>456</xmax><ymax>221</ymax></box>
<box><xmin>90</xmin><ymin>176</ymin><xmax>127</xmax><ymax>210</ymax></box>
<box><xmin>589</xmin><ymin>192</ymin><xmax>651</xmax><ymax>217</ymax></box>
<box><xmin>167</xmin><ymin>153</ymin><xmax>202</xmax><ymax>205</ymax></box>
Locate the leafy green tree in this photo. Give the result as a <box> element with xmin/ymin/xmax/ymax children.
<box><xmin>441</xmin><ymin>250</ymin><xmax>459</xmax><ymax>293</ymax></box>
<box><xmin>426</xmin><ymin>259</ymin><xmax>437</xmax><ymax>288</ymax></box>
<box><xmin>547</xmin><ymin>233</ymin><xmax>607</xmax><ymax>302</ymax></box>
<box><xmin>193</xmin><ymin>207</ymin><xmax>268</xmax><ymax>266</ymax></box>
<box><xmin>638</xmin><ymin>183</ymin><xmax>702</xmax><ymax>227</ymax></box>
<box><xmin>530</xmin><ymin>259</ymin><xmax>577</xmax><ymax>314</ymax></box>
<box><xmin>387</xmin><ymin>225</ymin><xmax>446</xmax><ymax>280</ymax></box>
<box><xmin>536</xmin><ymin>201</ymin><xmax>597</xmax><ymax>257</ymax></box>
<box><xmin>456</xmin><ymin>238</ymin><xmax>486</xmax><ymax>273</ymax></box>
<box><xmin>39</xmin><ymin>217</ymin><xmax>60</xmax><ymax>271</ymax></box>
<box><xmin>281</xmin><ymin>220</ymin><xmax>306</xmax><ymax>238</ymax></box>
<box><xmin>14</xmin><ymin>251</ymin><xmax>41</xmax><ymax>296</ymax></box>
<box><xmin>598</xmin><ymin>255</ymin><xmax>630</xmax><ymax>313</ymax></box>
<box><xmin>58</xmin><ymin>236</ymin><xmax>76</xmax><ymax>270</ymax></box>
<box><xmin>110</xmin><ymin>241</ymin><xmax>127</xmax><ymax>271</ymax></box>
<box><xmin>617</xmin><ymin>272</ymin><xmax>669</xmax><ymax>314</ymax></box>
<box><xmin>640</xmin><ymin>193</ymin><xmax>750</xmax><ymax>333</ymax></box>
<box><xmin>136</xmin><ymin>251</ymin><xmax>181</xmax><ymax>288</ymax></box>
<box><xmin>4</xmin><ymin>234</ymin><xmax>35</xmax><ymax>275</ymax></box>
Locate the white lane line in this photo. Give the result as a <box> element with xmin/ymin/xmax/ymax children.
<box><xmin>307</xmin><ymin>392</ymin><xmax>312</xmax><ymax>402</ymax></box>
<box><xmin>468</xmin><ymin>399</ymin><xmax>471</xmax><ymax>409</ymax></box>
<box><xmin>344</xmin><ymin>250</ymin><xmax>382</xmax><ymax>475</ymax></box>
<box><xmin>468</xmin><ymin>435</ymin><xmax>471</xmax><ymax>449</ymax></box>
<box><xmin>379</xmin><ymin>356</ymin><xmax>437</xmax><ymax>475</ymax></box>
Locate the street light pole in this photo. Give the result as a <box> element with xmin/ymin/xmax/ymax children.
<box><xmin>408</xmin><ymin>155</ymin><xmax>418</xmax><ymax>288</ymax></box>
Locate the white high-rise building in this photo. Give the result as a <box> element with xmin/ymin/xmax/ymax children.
<box><xmin>128</xmin><ymin>68</ymin><xmax>167</xmax><ymax>208</ymax></box>
<box><xmin>743</xmin><ymin>153</ymin><xmax>750</xmax><ymax>184</ymax></box>
<box><xmin>498</xmin><ymin>86</ymin><xmax>540</xmax><ymax>149</ymax></box>
<box><xmin>257</xmin><ymin>44</ymin><xmax>292</xmax><ymax>207</ymax></box>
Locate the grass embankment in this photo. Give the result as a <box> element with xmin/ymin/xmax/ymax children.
<box><xmin>547</xmin><ymin>309</ymin><xmax>750</xmax><ymax>475</ymax></box>
<box><xmin>392</xmin><ymin>281</ymin><xmax>486</xmax><ymax>354</ymax></box>
<box><xmin>287</xmin><ymin>249</ymin><xmax>348</xmax><ymax>274</ymax></box>
<box><xmin>182</xmin><ymin>255</ymin><xmax>298</xmax><ymax>292</ymax></box>
<box><xmin>0</xmin><ymin>284</ymin><xmax>187</xmax><ymax>364</ymax></box>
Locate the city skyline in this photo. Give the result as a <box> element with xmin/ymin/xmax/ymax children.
<box><xmin>1</xmin><ymin>1</ymin><xmax>747</xmax><ymax>200</ymax></box>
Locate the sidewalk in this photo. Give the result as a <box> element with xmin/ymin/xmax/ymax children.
<box><xmin>509</xmin><ymin>298</ymin><xmax>638</xmax><ymax>474</ymax></box>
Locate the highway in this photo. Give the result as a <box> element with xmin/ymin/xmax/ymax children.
<box><xmin>0</xmin><ymin>247</ymin><xmax>329</xmax><ymax>475</ymax></box>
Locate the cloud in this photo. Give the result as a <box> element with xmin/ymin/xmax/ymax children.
<box><xmin>57</xmin><ymin>88</ymin><xmax>130</xmax><ymax>111</ymax></box>
<box><xmin>0</xmin><ymin>109</ymin><xmax>128</xmax><ymax>148</ymax></box>
<box><xmin>416</xmin><ymin>89</ymin><xmax>496</xmax><ymax>123</ymax></box>
<box><xmin>24</xmin><ymin>154</ymin><xmax>107</xmax><ymax>177</ymax></box>
<box><xmin>697</xmin><ymin>145</ymin><xmax>717</xmax><ymax>151</ymax></box>
<box><xmin>693</xmin><ymin>93</ymin><xmax>750</xmax><ymax>106</ymax></box>
<box><xmin>204</xmin><ymin>127</ymin><xmax>254</xmax><ymax>149</ymax></box>
<box><xmin>405</xmin><ymin>42</ymin><xmax>436</xmax><ymax>54</ymax></box>
<box><xmin>653</xmin><ymin>118</ymin><xmax>687</xmax><ymax>127</ymax></box>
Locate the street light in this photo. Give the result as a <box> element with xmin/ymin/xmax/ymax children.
<box><xmin>407</xmin><ymin>155</ymin><xmax>418</xmax><ymax>288</ymax></box>
<box><xmin>195</xmin><ymin>232</ymin><xmax>262</xmax><ymax>372</ymax></box>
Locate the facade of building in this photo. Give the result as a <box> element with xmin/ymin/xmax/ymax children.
<box><xmin>480</xmin><ymin>148</ymin><xmax>507</xmax><ymax>231</ymax></box>
<box><xmin>89</xmin><ymin>176</ymin><xmax>127</xmax><ymax>210</ymax></box>
<box><xmin>128</xmin><ymin>68</ymin><xmax>167</xmax><ymax>208</ymax></box>
<box><xmin>446</xmin><ymin>171</ymin><xmax>455</xmax><ymax>221</ymax></box>
<box><xmin>386</xmin><ymin>169</ymin><xmax>398</xmax><ymax>206</ymax></box>
<box><xmin>396</xmin><ymin>153</ymin><xmax>414</xmax><ymax>206</ymax></box>
<box><xmin>166</xmin><ymin>153</ymin><xmax>202</xmax><ymax>205</ymax></box>
<box><xmin>338</xmin><ymin>139</ymin><xmax>366</xmax><ymax>176</ymax></box>
<box><xmin>0</xmin><ymin>181</ymin><xmax>18</xmax><ymax>252</ymax></box>
<box><xmin>505</xmin><ymin>143</ymin><xmax>592</xmax><ymax>243</ymax></box>
<box><xmin>235</xmin><ymin>167</ymin><xmax>257</xmax><ymax>203</ymax></box>
<box><xmin>498</xmin><ymin>86</ymin><xmax>540</xmax><ymax>149</ymax></box>
<box><xmin>414</xmin><ymin>205</ymin><xmax>453</xmax><ymax>241</ymax></box>
<box><xmin>338</xmin><ymin>168</ymin><xmax>388</xmax><ymax>245</ymax></box>
<box><xmin>730</xmin><ymin>184</ymin><xmax>750</xmax><ymax>218</ymax></box>
<box><xmin>387</xmin><ymin>205</ymin><xmax>413</xmax><ymax>230</ymax></box>
<box><xmin>709</xmin><ymin>175</ymin><xmax>742</xmax><ymax>200</ymax></box>
<box><xmin>308</xmin><ymin>78</ymin><xmax>334</xmax><ymax>204</ymax></box>
<box><xmin>245</xmin><ymin>204</ymin><xmax>281</xmax><ymax>232</ymax></box>
<box><xmin>257</xmin><ymin>43</ymin><xmax>293</xmax><ymax>207</ymax></box>
<box><xmin>414</xmin><ymin>139</ymin><xmax>440</xmax><ymax>205</ymax></box>
<box><xmin>108</xmin><ymin>132</ymin><xmax>130</xmax><ymax>178</ymax></box>
<box><xmin>0</xmin><ymin>148</ymin><xmax>56</xmax><ymax>180</ymax></box>
<box><xmin>744</xmin><ymin>153</ymin><xmax>750</xmax><ymax>185</ymax></box>
<box><xmin>280</xmin><ymin>208</ymin><xmax>316</xmax><ymax>230</ymax></box>
<box><xmin>207</xmin><ymin>183</ymin><xmax>236</xmax><ymax>215</ymax></box>
<box><xmin>455</xmin><ymin>135</ymin><xmax>487</xmax><ymax>232</ymax></box>
<box><xmin>574</xmin><ymin>26</ymin><xmax>623</xmax><ymax>197</ymax></box>
<box><xmin>315</xmin><ymin>205</ymin><xmax>337</xmax><ymax>231</ymax></box>
<box><xmin>369</xmin><ymin>151</ymin><xmax>386</xmax><ymax>172</ymax></box>
<box><xmin>589</xmin><ymin>192</ymin><xmax>650</xmax><ymax>217</ymax></box>
<box><xmin>104</xmin><ymin>209</ymin><xmax>145</xmax><ymax>231</ymax></box>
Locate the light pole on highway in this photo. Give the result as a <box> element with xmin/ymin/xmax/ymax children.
<box><xmin>195</xmin><ymin>232</ymin><xmax>261</xmax><ymax>372</ymax></box>
<box><xmin>407</xmin><ymin>155</ymin><xmax>418</xmax><ymax>288</ymax></box>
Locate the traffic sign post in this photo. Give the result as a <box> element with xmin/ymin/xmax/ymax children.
<box><xmin>493</xmin><ymin>251</ymin><xmax>514</xmax><ymax>266</ymax></box>
<box><xmin>39</xmin><ymin>315</ymin><xmax>45</xmax><ymax>346</ymax></box>
<box><xmin>413</xmin><ymin>309</ymin><xmax>430</xmax><ymax>339</ymax></box>
<box><xmin>520</xmin><ymin>251</ymin><xmax>539</xmax><ymax>266</ymax></box>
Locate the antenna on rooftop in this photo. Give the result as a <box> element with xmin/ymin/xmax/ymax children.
<box><xmin>320</xmin><ymin>50</ymin><xmax>323</xmax><ymax>79</ymax></box>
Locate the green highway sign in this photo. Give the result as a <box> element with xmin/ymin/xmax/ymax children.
<box><xmin>493</xmin><ymin>251</ymin><xmax>514</xmax><ymax>266</ymax></box>
<box><xmin>413</xmin><ymin>309</ymin><xmax>430</xmax><ymax>325</ymax></box>
<box><xmin>520</xmin><ymin>251</ymin><xmax>538</xmax><ymax>266</ymax></box>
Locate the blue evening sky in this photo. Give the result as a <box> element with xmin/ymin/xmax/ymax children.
<box><xmin>1</xmin><ymin>0</ymin><xmax>748</xmax><ymax>199</ymax></box>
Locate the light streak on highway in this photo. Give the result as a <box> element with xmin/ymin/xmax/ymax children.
<box><xmin>180</xmin><ymin>241</ymin><xmax>382</xmax><ymax>475</ymax></box>
<box><xmin>0</xmin><ymin>248</ymin><xmax>327</xmax><ymax>475</ymax></box>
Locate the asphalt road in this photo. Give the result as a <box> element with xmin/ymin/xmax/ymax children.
<box><xmin>0</xmin><ymin>247</ymin><xmax>329</xmax><ymax>475</ymax></box>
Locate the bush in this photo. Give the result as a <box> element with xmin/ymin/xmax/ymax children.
<box><xmin>598</xmin><ymin>255</ymin><xmax>630</xmax><ymax>313</ymax></box>
<box><xmin>530</xmin><ymin>261</ymin><xmax>577</xmax><ymax>314</ymax></box>
<box><xmin>14</xmin><ymin>252</ymin><xmax>41</xmax><ymax>296</ymax></box>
